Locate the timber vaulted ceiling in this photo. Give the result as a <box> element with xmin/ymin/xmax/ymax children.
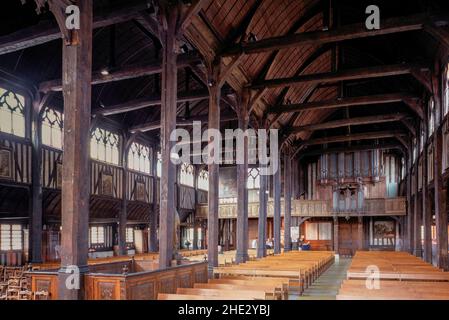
<box><xmin>0</xmin><ymin>0</ymin><xmax>448</xmax><ymax>157</ymax></box>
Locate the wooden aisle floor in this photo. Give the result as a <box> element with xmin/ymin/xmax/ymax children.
<box><xmin>295</xmin><ymin>257</ymin><xmax>352</xmax><ymax>300</ymax></box>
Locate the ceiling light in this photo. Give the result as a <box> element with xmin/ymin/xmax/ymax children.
<box><xmin>101</xmin><ymin>68</ymin><xmax>110</xmax><ymax>76</ymax></box>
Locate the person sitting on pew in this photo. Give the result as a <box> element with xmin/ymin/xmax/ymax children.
<box><xmin>298</xmin><ymin>236</ymin><xmax>311</xmax><ymax>251</ymax></box>
<box><xmin>265</xmin><ymin>238</ymin><xmax>273</xmax><ymax>249</ymax></box>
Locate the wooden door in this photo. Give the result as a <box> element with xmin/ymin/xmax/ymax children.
<box><xmin>338</xmin><ymin>218</ymin><xmax>358</xmax><ymax>256</ymax></box>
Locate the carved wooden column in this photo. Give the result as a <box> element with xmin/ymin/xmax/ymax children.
<box><xmin>207</xmin><ymin>59</ymin><xmax>221</xmax><ymax>274</ymax></box>
<box><xmin>434</xmin><ymin>128</ymin><xmax>448</xmax><ymax>269</ymax></box>
<box><xmin>158</xmin><ymin>8</ymin><xmax>179</xmax><ymax>268</ymax></box>
<box><xmin>257</xmin><ymin>169</ymin><xmax>268</xmax><ymax>258</ymax></box>
<box><xmin>235</xmin><ymin>91</ymin><xmax>249</xmax><ymax>263</ymax></box>
<box><xmin>273</xmin><ymin>151</ymin><xmax>281</xmax><ymax>254</ymax></box>
<box><xmin>55</xmin><ymin>0</ymin><xmax>92</xmax><ymax>300</ymax></box>
<box><xmin>283</xmin><ymin>152</ymin><xmax>292</xmax><ymax>252</ymax></box>
<box><xmin>149</xmin><ymin>148</ymin><xmax>158</xmax><ymax>252</ymax></box>
<box><xmin>30</xmin><ymin>93</ymin><xmax>43</xmax><ymax>263</ymax></box>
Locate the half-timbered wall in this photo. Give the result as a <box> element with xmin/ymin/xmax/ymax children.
<box><xmin>0</xmin><ymin>137</ymin><xmax>32</xmax><ymax>185</ymax></box>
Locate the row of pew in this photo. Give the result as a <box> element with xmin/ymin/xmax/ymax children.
<box><xmin>337</xmin><ymin>251</ymin><xmax>449</xmax><ymax>300</ymax></box>
<box><xmin>158</xmin><ymin>251</ymin><xmax>335</xmax><ymax>300</ymax></box>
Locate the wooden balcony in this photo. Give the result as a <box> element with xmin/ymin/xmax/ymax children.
<box><xmin>196</xmin><ymin>197</ymin><xmax>406</xmax><ymax>219</ymax></box>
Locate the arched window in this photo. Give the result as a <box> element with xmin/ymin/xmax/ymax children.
<box><xmin>128</xmin><ymin>142</ymin><xmax>151</xmax><ymax>174</ymax></box>
<box><xmin>419</xmin><ymin>127</ymin><xmax>424</xmax><ymax>153</ymax></box>
<box><xmin>444</xmin><ymin>63</ymin><xmax>449</xmax><ymax>116</ymax></box>
<box><xmin>429</xmin><ymin>97</ymin><xmax>435</xmax><ymax>137</ymax></box>
<box><xmin>156</xmin><ymin>152</ymin><xmax>162</xmax><ymax>177</ymax></box>
<box><xmin>197</xmin><ymin>169</ymin><xmax>208</xmax><ymax>191</ymax></box>
<box><xmin>247</xmin><ymin>167</ymin><xmax>260</xmax><ymax>189</ymax></box>
<box><xmin>41</xmin><ymin>107</ymin><xmax>63</xmax><ymax>149</ymax></box>
<box><xmin>179</xmin><ymin>163</ymin><xmax>194</xmax><ymax>187</ymax></box>
<box><xmin>0</xmin><ymin>87</ymin><xmax>25</xmax><ymax>137</ymax></box>
<box><xmin>90</xmin><ymin>128</ymin><xmax>120</xmax><ymax>165</ymax></box>
<box><xmin>412</xmin><ymin>137</ymin><xmax>417</xmax><ymax>164</ymax></box>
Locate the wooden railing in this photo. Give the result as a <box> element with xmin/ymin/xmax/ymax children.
<box><xmin>29</xmin><ymin>260</ymin><xmax>208</xmax><ymax>300</ymax></box>
<box><xmin>196</xmin><ymin>197</ymin><xmax>406</xmax><ymax>218</ymax></box>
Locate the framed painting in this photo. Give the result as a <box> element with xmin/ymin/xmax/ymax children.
<box><xmin>135</xmin><ymin>181</ymin><xmax>146</xmax><ymax>202</ymax></box>
<box><xmin>101</xmin><ymin>171</ymin><xmax>114</xmax><ymax>196</ymax></box>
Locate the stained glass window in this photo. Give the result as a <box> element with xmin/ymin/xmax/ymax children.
<box><xmin>429</xmin><ymin>98</ymin><xmax>435</xmax><ymax>137</ymax></box>
<box><xmin>247</xmin><ymin>168</ymin><xmax>260</xmax><ymax>189</ymax></box>
<box><xmin>156</xmin><ymin>152</ymin><xmax>162</xmax><ymax>177</ymax></box>
<box><xmin>197</xmin><ymin>169</ymin><xmax>209</xmax><ymax>191</ymax></box>
<box><xmin>41</xmin><ymin>107</ymin><xmax>64</xmax><ymax>149</ymax></box>
<box><xmin>126</xmin><ymin>227</ymin><xmax>134</xmax><ymax>244</ymax></box>
<box><xmin>179</xmin><ymin>162</ymin><xmax>194</xmax><ymax>187</ymax></box>
<box><xmin>89</xmin><ymin>226</ymin><xmax>105</xmax><ymax>245</ymax></box>
<box><xmin>0</xmin><ymin>87</ymin><xmax>25</xmax><ymax>137</ymax></box>
<box><xmin>444</xmin><ymin>64</ymin><xmax>449</xmax><ymax>116</ymax></box>
<box><xmin>90</xmin><ymin>128</ymin><xmax>120</xmax><ymax>165</ymax></box>
<box><xmin>128</xmin><ymin>142</ymin><xmax>151</xmax><ymax>174</ymax></box>
<box><xmin>0</xmin><ymin>224</ymin><xmax>22</xmax><ymax>251</ymax></box>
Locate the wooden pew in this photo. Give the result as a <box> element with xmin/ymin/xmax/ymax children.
<box><xmin>213</xmin><ymin>251</ymin><xmax>334</xmax><ymax>294</ymax></box>
<box><xmin>176</xmin><ymin>287</ymin><xmax>273</xmax><ymax>300</ymax></box>
<box><xmin>194</xmin><ymin>282</ymin><xmax>284</xmax><ymax>300</ymax></box>
<box><xmin>337</xmin><ymin>279</ymin><xmax>449</xmax><ymax>300</ymax></box>
<box><xmin>346</xmin><ymin>251</ymin><xmax>449</xmax><ymax>282</ymax></box>
<box><xmin>158</xmin><ymin>293</ymin><xmax>248</xmax><ymax>300</ymax></box>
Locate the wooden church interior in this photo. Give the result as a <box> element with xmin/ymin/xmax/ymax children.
<box><xmin>0</xmin><ymin>0</ymin><xmax>449</xmax><ymax>300</ymax></box>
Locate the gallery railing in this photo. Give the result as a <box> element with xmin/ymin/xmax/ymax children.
<box><xmin>196</xmin><ymin>197</ymin><xmax>406</xmax><ymax>219</ymax></box>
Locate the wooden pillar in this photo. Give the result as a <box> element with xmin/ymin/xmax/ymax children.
<box><xmin>158</xmin><ymin>9</ymin><xmax>179</xmax><ymax>268</ymax></box>
<box><xmin>413</xmin><ymin>138</ymin><xmax>422</xmax><ymax>257</ymax></box>
<box><xmin>30</xmin><ymin>94</ymin><xmax>43</xmax><ymax>263</ymax></box>
<box><xmin>298</xmin><ymin>162</ymin><xmax>305</xmax><ymax>198</ymax></box>
<box><xmin>192</xmin><ymin>218</ymin><xmax>199</xmax><ymax>250</ymax></box>
<box><xmin>421</xmin><ymin>124</ymin><xmax>432</xmax><ymax>263</ymax></box>
<box><xmin>257</xmin><ymin>170</ymin><xmax>268</xmax><ymax>258</ymax></box>
<box><xmin>57</xmin><ymin>0</ymin><xmax>92</xmax><ymax>300</ymax></box>
<box><xmin>273</xmin><ymin>152</ymin><xmax>281</xmax><ymax>254</ymax></box>
<box><xmin>283</xmin><ymin>153</ymin><xmax>292</xmax><ymax>251</ymax></box>
<box><xmin>357</xmin><ymin>216</ymin><xmax>364</xmax><ymax>250</ymax></box>
<box><xmin>406</xmin><ymin>150</ymin><xmax>413</xmax><ymax>253</ymax></box>
<box><xmin>149</xmin><ymin>149</ymin><xmax>158</xmax><ymax>252</ymax></box>
<box><xmin>207</xmin><ymin>60</ymin><xmax>221</xmax><ymax>274</ymax></box>
<box><xmin>119</xmin><ymin>138</ymin><xmax>130</xmax><ymax>256</ymax></box>
<box><xmin>333</xmin><ymin>216</ymin><xmax>339</xmax><ymax>253</ymax></box>
<box><xmin>192</xmin><ymin>167</ymin><xmax>199</xmax><ymax>250</ymax></box>
<box><xmin>434</xmin><ymin>129</ymin><xmax>448</xmax><ymax>269</ymax></box>
<box><xmin>236</xmin><ymin>91</ymin><xmax>249</xmax><ymax>263</ymax></box>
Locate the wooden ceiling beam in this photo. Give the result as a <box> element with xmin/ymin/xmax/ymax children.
<box><xmin>0</xmin><ymin>1</ymin><xmax>151</xmax><ymax>55</ymax></box>
<box><xmin>39</xmin><ymin>53</ymin><xmax>201</xmax><ymax>93</ymax></box>
<box><xmin>290</xmin><ymin>113</ymin><xmax>409</xmax><ymax>133</ymax></box>
<box><xmin>178</xmin><ymin>0</ymin><xmax>211</xmax><ymax>36</ymax></box>
<box><xmin>424</xmin><ymin>24</ymin><xmax>449</xmax><ymax>51</ymax></box>
<box><xmin>248</xmin><ymin>2</ymin><xmax>327</xmax><ymax>109</ymax></box>
<box><xmin>300</xmin><ymin>130</ymin><xmax>407</xmax><ymax>147</ymax></box>
<box><xmin>94</xmin><ymin>90</ymin><xmax>210</xmax><ymax>116</ymax></box>
<box><xmin>248</xmin><ymin>64</ymin><xmax>428</xmax><ymax>90</ymax></box>
<box><xmin>268</xmin><ymin>92</ymin><xmax>423</xmax><ymax>119</ymax></box>
<box><xmin>129</xmin><ymin>113</ymin><xmax>238</xmax><ymax>133</ymax></box>
<box><xmin>221</xmin><ymin>14</ymin><xmax>429</xmax><ymax>56</ymax></box>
